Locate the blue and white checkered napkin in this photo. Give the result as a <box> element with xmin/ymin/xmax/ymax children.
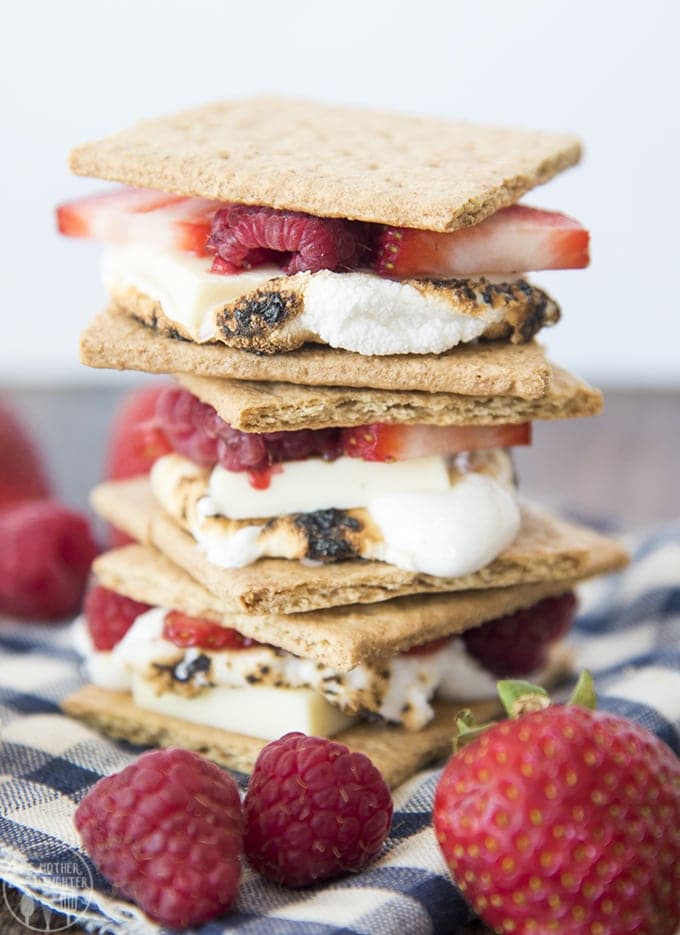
<box><xmin>0</xmin><ymin>520</ymin><xmax>679</xmax><ymax>935</ymax></box>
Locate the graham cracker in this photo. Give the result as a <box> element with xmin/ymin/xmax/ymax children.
<box><xmin>94</xmin><ymin>543</ymin><xmax>622</xmax><ymax>671</ymax></box>
<box><xmin>81</xmin><ymin>308</ymin><xmax>554</xmax><ymax>398</ymax></box>
<box><xmin>62</xmin><ymin>644</ymin><xmax>572</xmax><ymax>788</ymax></box>
<box><xmin>91</xmin><ymin>478</ymin><xmax>628</xmax><ymax>615</ymax></box>
<box><xmin>69</xmin><ymin>98</ymin><xmax>581</xmax><ymax>232</ymax></box>
<box><xmin>176</xmin><ymin>366</ymin><xmax>602</xmax><ymax>432</ymax></box>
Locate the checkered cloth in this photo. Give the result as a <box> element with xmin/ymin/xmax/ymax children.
<box><xmin>0</xmin><ymin>520</ymin><xmax>679</xmax><ymax>935</ymax></box>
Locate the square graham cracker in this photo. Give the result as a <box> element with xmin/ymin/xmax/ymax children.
<box><xmin>94</xmin><ymin>543</ymin><xmax>625</xmax><ymax>671</ymax></box>
<box><xmin>69</xmin><ymin>98</ymin><xmax>581</xmax><ymax>232</ymax></box>
<box><xmin>175</xmin><ymin>366</ymin><xmax>602</xmax><ymax>432</ymax></box>
<box><xmin>81</xmin><ymin>309</ymin><xmax>554</xmax><ymax>399</ymax></box>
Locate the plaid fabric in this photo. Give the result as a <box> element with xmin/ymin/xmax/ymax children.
<box><xmin>0</xmin><ymin>520</ymin><xmax>678</xmax><ymax>935</ymax></box>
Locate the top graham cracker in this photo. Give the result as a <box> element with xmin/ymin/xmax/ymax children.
<box><xmin>69</xmin><ymin>98</ymin><xmax>581</xmax><ymax>232</ymax></box>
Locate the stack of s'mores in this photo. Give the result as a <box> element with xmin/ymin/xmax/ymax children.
<box><xmin>60</xmin><ymin>99</ymin><xmax>627</xmax><ymax>787</ymax></box>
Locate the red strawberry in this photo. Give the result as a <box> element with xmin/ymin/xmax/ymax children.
<box><xmin>162</xmin><ymin>611</ymin><xmax>262</xmax><ymax>650</ymax></box>
<box><xmin>106</xmin><ymin>383</ymin><xmax>173</xmax><ymax>481</ymax></box>
<box><xmin>106</xmin><ymin>384</ymin><xmax>173</xmax><ymax>547</ymax></box>
<box><xmin>84</xmin><ymin>585</ymin><xmax>151</xmax><ymax>650</ymax></box>
<box><xmin>434</xmin><ymin>675</ymin><xmax>680</xmax><ymax>934</ymax></box>
<box><xmin>208</xmin><ymin>204</ymin><xmax>364</xmax><ymax>274</ymax></box>
<box><xmin>0</xmin><ymin>398</ymin><xmax>51</xmax><ymax>509</ymax></box>
<box><xmin>0</xmin><ymin>500</ymin><xmax>99</xmax><ymax>619</ymax></box>
<box><xmin>375</xmin><ymin>205</ymin><xmax>590</xmax><ymax>278</ymax></box>
<box><xmin>56</xmin><ymin>187</ymin><xmax>221</xmax><ymax>255</ymax></box>
<box><xmin>402</xmin><ymin>636</ymin><xmax>454</xmax><ymax>656</ymax></box>
<box><xmin>341</xmin><ymin>422</ymin><xmax>530</xmax><ymax>462</ymax></box>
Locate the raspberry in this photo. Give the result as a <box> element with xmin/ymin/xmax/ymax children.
<box><xmin>156</xmin><ymin>387</ymin><xmax>219</xmax><ymax>467</ymax></box>
<box><xmin>75</xmin><ymin>748</ymin><xmax>243</xmax><ymax>928</ymax></box>
<box><xmin>106</xmin><ymin>383</ymin><xmax>173</xmax><ymax>480</ymax></box>
<box><xmin>462</xmin><ymin>591</ymin><xmax>577</xmax><ymax>677</ymax></box>
<box><xmin>0</xmin><ymin>500</ymin><xmax>99</xmax><ymax>619</ymax></box>
<box><xmin>208</xmin><ymin>205</ymin><xmax>364</xmax><ymax>274</ymax></box>
<box><xmin>244</xmin><ymin>732</ymin><xmax>393</xmax><ymax>887</ymax></box>
<box><xmin>84</xmin><ymin>585</ymin><xmax>151</xmax><ymax>650</ymax></box>
<box><xmin>163</xmin><ymin>611</ymin><xmax>261</xmax><ymax>650</ymax></box>
<box><xmin>0</xmin><ymin>398</ymin><xmax>51</xmax><ymax>508</ymax></box>
<box><xmin>261</xmin><ymin>428</ymin><xmax>343</xmax><ymax>464</ymax></box>
<box><xmin>156</xmin><ymin>387</ymin><xmax>343</xmax><ymax>473</ymax></box>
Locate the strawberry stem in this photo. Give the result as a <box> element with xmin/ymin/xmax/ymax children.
<box><xmin>567</xmin><ymin>669</ymin><xmax>597</xmax><ymax>710</ymax></box>
<box><xmin>497</xmin><ymin>680</ymin><xmax>550</xmax><ymax>718</ymax></box>
<box><xmin>453</xmin><ymin>709</ymin><xmax>498</xmax><ymax>750</ymax></box>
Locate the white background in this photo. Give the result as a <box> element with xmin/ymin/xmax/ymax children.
<box><xmin>1</xmin><ymin>0</ymin><xmax>678</xmax><ymax>386</ymax></box>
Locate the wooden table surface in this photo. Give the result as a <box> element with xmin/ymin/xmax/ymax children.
<box><xmin>1</xmin><ymin>385</ymin><xmax>678</xmax><ymax>934</ymax></box>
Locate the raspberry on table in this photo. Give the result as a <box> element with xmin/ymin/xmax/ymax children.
<box><xmin>0</xmin><ymin>500</ymin><xmax>99</xmax><ymax>619</ymax></box>
<box><xmin>244</xmin><ymin>732</ymin><xmax>393</xmax><ymax>887</ymax></box>
<box><xmin>84</xmin><ymin>585</ymin><xmax>151</xmax><ymax>650</ymax></box>
<box><xmin>75</xmin><ymin>748</ymin><xmax>243</xmax><ymax>928</ymax></box>
<box><xmin>462</xmin><ymin>590</ymin><xmax>577</xmax><ymax>676</ymax></box>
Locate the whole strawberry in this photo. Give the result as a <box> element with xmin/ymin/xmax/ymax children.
<box><xmin>106</xmin><ymin>383</ymin><xmax>173</xmax><ymax>481</ymax></box>
<box><xmin>105</xmin><ymin>383</ymin><xmax>172</xmax><ymax>547</ymax></box>
<box><xmin>244</xmin><ymin>732</ymin><xmax>393</xmax><ymax>886</ymax></box>
<box><xmin>76</xmin><ymin>748</ymin><xmax>243</xmax><ymax>928</ymax></box>
<box><xmin>434</xmin><ymin>674</ymin><xmax>680</xmax><ymax>935</ymax></box>
<box><xmin>0</xmin><ymin>397</ymin><xmax>51</xmax><ymax>508</ymax></box>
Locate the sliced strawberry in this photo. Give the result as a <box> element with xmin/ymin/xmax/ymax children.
<box><xmin>84</xmin><ymin>585</ymin><xmax>151</xmax><ymax>651</ymax></box>
<box><xmin>56</xmin><ymin>187</ymin><xmax>223</xmax><ymax>256</ymax></box>
<box><xmin>163</xmin><ymin>611</ymin><xmax>262</xmax><ymax>651</ymax></box>
<box><xmin>402</xmin><ymin>636</ymin><xmax>454</xmax><ymax>656</ymax></box>
<box><xmin>341</xmin><ymin>422</ymin><xmax>530</xmax><ymax>462</ymax></box>
<box><xmin>375</xmin><ymin>205</ymin><xmax>589</xmax><ymax>278</ymax></box>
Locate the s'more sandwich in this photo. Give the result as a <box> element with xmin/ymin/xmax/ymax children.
<box><xmin>58</xmin><ymin>98</ymin><xmax>627</xmax><ymax>785</ymax></box>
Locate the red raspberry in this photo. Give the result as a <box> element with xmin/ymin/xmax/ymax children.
<box><xmin>208</xmin><ymin>205</ymin><xmax>363</xmax><ymax>274</ymax></box>
<box><xmin>0</xmin><ymin>398</ymin><xmax>51</xmax><ymax>508</ymax></box>
<box><xmin>106</xmin><ymin>383</ymin><xmax>173</xmax><ymax>480</ymax></box>
<box><xmin>84</xmin><ymin>585</ymin><xmax>151</xmax><ymax>650</ymax></box>
<box><xmin>162</xmin><ymin>611</ymin><xmax>261</xmax><ymax>650</ymax></box>
<box><xmin>156</xmin><ymin>386</ymin><xmax>219</xmax><ymax>467</ymax></box>
<box><xmin>462</xmin><ymin>591</ymin><xmax>577</xmax><ymax>677</ymax></box>
<box><xmin>244</xmin><ymin>732</ymin><xmax>393</xmax><ymax>887</ymax></box>
<box><xmin>0</xmin><ymin>500</ymin><xmax>99</xmax><ymax>619</ymax></box>
<box><xmin>156</xmin><ymin>387</ymin><xmax>342</xmax><ymax>473</ymax></box>
<box><xmin>75</xmin><ymin>748</ymin><xmax>243</xmax><ymax>928</ymax></box>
